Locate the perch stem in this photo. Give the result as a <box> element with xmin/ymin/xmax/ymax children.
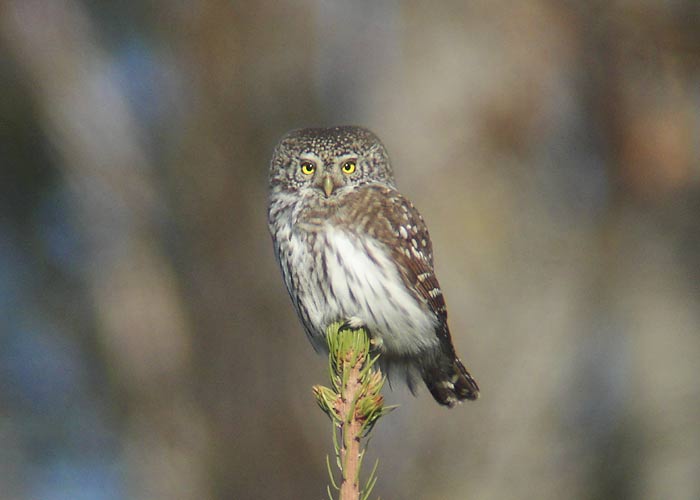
<box><xmin>338</xmin><ymin>359</ymin><xmax>363</xmax><ymax>500</ymax></box>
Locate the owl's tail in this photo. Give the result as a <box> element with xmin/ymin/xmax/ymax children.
<box><xmin>424</xmin><ymin>357</ymin><xmax>479</xmax><ymax>407</ymax></box>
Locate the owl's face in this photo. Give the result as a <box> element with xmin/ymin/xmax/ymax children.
<box><xmin>269</xmin><ymin>126</ymin><xmax>396</xmax><ymax>200</ymax></box>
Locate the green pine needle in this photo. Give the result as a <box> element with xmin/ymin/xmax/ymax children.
<box><xmin>312</xmin><ymin>322</ymin><xmax>397</xmax><ymax>500</ymax></box>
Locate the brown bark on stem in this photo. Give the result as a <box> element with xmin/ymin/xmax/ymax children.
<box><xmin>338</xmin><ymin>360</ymin><xmax>363</xmax><ymax>500</ymax></box>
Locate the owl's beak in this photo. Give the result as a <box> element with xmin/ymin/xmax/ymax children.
<box><xmin>323</xmin><ymin>175</ymin><xmax>334</xmax><ymax>197</ymax></box>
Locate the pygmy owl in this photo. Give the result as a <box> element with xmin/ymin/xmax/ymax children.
<box><xmin>267</xmin><ymin>126</ymin><xmax>479</xmax><ymax>407</ymax></box>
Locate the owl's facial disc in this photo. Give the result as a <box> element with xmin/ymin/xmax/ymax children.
<box><xmin>315</xmin><ymin>170</ymin><xmax>346</xmax><ymax>198</ymax></box>
<box><xmin>298</xmin><ymin>152</ymin><xmax>354</xmax><ymax>198</ymax></box>
<box><xmin>319</xmin><ymin>154</ymin><xmax>359</xmax><ymax>197</ymax></box>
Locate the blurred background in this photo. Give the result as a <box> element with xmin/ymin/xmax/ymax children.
<box><xmin>1</xmin><ymin>1</ymin><xmax>699</xmax><ymax>499</ymax></box>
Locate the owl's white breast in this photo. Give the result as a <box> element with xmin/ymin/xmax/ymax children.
<box><xmin>320</xmin><ymin>227</ymin><xmax>438</xmax><ymax>356</ymax></box>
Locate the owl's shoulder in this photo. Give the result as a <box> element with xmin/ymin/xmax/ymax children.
<box><xmin>340</xmin><ymin>183</ymin><xmax>416</xmax><ymax>219</ymax></box>
<box><xmin>335</xmin><ymin>184</ymin><xmax>432</xmax><ymax>260</ymax></box>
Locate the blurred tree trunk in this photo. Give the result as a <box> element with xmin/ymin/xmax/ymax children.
<box><xmin>2</xmin><ymin>2</ymin><xmax>211</xmax><ymax>499</ymax></box>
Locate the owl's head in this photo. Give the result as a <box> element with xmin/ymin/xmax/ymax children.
<box><xmin>269</xmin><ymin>126</ymin><xmax>396</xmax><ymax>199</ymax></box>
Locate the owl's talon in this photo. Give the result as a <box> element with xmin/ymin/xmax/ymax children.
<box><xmin>339</xmin><ymin>317</ymin><xmax>366</xmax><ymax>332</ymax></box>
<box><xmin>369</xmin><ymin>337</ymin><xmax>384</xmax><ymax>352</ymax></box>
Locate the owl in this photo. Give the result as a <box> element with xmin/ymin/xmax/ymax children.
<box><xmin>267</xmin><ymin>126</ymin><xmax>479</xmax><ymax>407</ymax></box>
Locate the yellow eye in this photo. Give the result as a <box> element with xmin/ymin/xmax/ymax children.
<box><xmin>341</xmin><ymin>160</ymin><xmax>356</xmax><ymax>174</ymax></box>
<box><xmin>300</xmin><ymin>161</ymin><xmax>315</xmax><ymax>175</ymax></box>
